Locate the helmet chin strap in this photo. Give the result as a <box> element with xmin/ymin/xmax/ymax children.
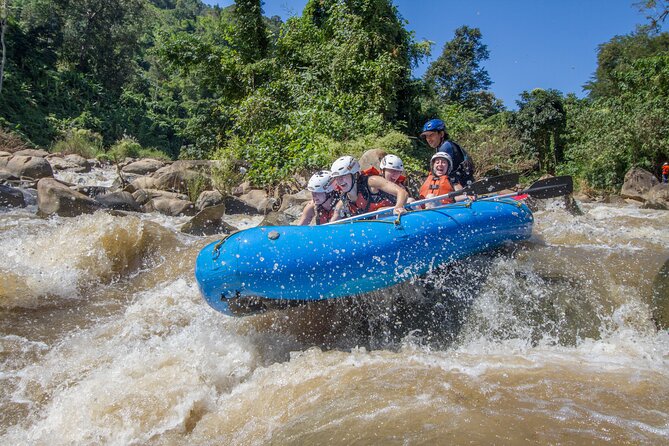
<box><xmin>345</xmin><ymin>173</ymin><xmax>357</xmax><ymax>195</ymax></box>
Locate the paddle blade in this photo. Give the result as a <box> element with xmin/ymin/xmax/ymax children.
<box><xmin>467</xmin><ymin>173</ymin><xmax>520</xmax><ymax>195</ymax></box>
<box><xmin>526</xmin><ymin>176</ymin><xmax>573</xmax><ymax>199</ymax></box>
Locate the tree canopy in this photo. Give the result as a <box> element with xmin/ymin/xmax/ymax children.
<box><xmin>0</xmin><ymin>0</ymin><xmax>667</xmax><ymax>191</ymax></box>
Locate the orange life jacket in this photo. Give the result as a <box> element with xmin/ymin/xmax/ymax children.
<box><xmin>663</xmin><ymin>164</ymin><xmax>669</xmax><ymax>175</ymax></box>
<box><xmin>315</xmin><ymin>206</ymin><xmax>335</xmax><ymax>225</ymax></box>
<box><xmin>419</xmin><ymin>173</ymin><xmax>455</xmax><ymax>204</ymax></box>
<box><xmin>344</xmin><ymin>174</ymin><xmax>395</xmax><ymax>215</ymax></box>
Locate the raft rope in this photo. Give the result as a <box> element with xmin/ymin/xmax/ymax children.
<box><xmin>212</xmin><ymin>230</ymin><xmax>242</xmax><ymax>260</ymax></box>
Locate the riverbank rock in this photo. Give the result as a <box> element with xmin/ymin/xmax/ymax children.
<box><xmin>132</xmin><ymin>189</ymin><xmax>189</xmax><ymax>206</ymax></box>
<box><xmin>278</xmin><ymin>189</ymin><xmax>311</xmax><ymax>218</ymax></box>
<box><xmin>259</xmin><ymin>211</ymin><xmax>295</xmax><ymax>226</ymax></box>
<box><xmin>122</xmin><ymin>158</ymin><xmax>165</xmax><ymax>175</ymax></box>
<box><xmin>143</xmin><ymin>197</ymin><xmax>195</xmax><ymax>216</ymax></box>
<box><xmin>95</xmin><ymin>191</ymin><xmax>141</xmax><ymax>212</ymax></box>
<box><xmin>642</xmin><ymin>183</ymin><xmax>669</xmax><ymax>210</ymax></box>
<box><xmin>0</xmin><ymin>184</ymin><xmax>26</xmax><ymax>208</ymax></box>
<box><xmin>180</xmin><ymin>204</ymin><xmax>238</xmax><ymax>236</ymax></box>
<box><xmin>233</xmin><ymin>189</ymin><xmax>276</xmax><ymax>214</ymax></box>
<box><xmin>64</xmin><ymin>154</ymin><xmax>91</xmax><ymax>172</ymax></box>
<box><xmin>620</xmin><ymin>167</ymin><xmax>658</xmax><ymax>201</ymax></box>
<box><xmin>37</xmin><ymin>178</ymin><xmax>101</xmax><ymax>217</ymax></box>
<box><xmin>6</xmin><ymin>155</ymin><xmax>54</xmax><ymax>179</ymax></box>
<box><xmin>13</xmin><ymin>148</ymin><xmax>49</xmax><ymax>158</ymax></box>
<box><xmin>195</xmin><ymin>190</ymin><xmax>224</xmax><ymax>211</ymax></box>
<box><xmin>359</xmin><ymin>149</ymin><xmax>387</xmax><ymax>171</ymax></box>
<box><xmin>152</xmin><ymin>169</ymin><xmax>207</xmax><ymax>194</ymax></box>
<box><xmin>130</xmin><ymin>176</ymin><xmax>159</xmax><ymax>191</ymax></box>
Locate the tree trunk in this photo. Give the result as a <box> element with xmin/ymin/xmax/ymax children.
<box><xmin>0</xmin><ymin>0</ymin><xmax>6</xmax><ymax>95</ymax></box>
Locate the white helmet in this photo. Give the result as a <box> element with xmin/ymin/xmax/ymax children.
<box><xmin>430</xmin><ymin>152</ymin><xmax>453</xmax><ymax>175</ymax></box>
<box><xmin>380</xmin><ymin>154</ymin><xmax>404</xmax><ymax>172</ymax></box>
<box><xmin>330</xmin><ymin>155</ymin><xmax>360</xmax><ymax>178</ymax></box>
<box><xmin>307</xmin><ymin>170</ymin><xmax>333</xmax><ymax>193</ymax></box>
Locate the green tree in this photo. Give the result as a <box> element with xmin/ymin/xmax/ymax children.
<box><xmin>638</xmin><ymin>0</ymin><xmax>669</xmax><ymax>30</ymax></box>
<box><xmin>0</xmin><ymin>0</ymin><xmax>8</xmax><ymax>94</ymax></box>
<box><xmin>565</xmin><ymin>54</ymin><xmax>669</xmax><ymax>189</ymax></box>
<box><xmin>424</xmin><ymin>25</ymin><xmax>492</xmax><ymax>107</ymax></box>
<box><xmin>584</xmin><ymin>28</ymin><xmax>669</xmax><ymax>99</ymax></box>
<box><xmin>511</xmin><ymin>88</ymin><xmax>566</xmax><ymax>174</ymax></box>
<box><xmin>231</xmin><ymin>0</ymin><xmax>268</xmax><ymax>63</ymax></box>
<box><xmin>59</xmin><ymin>0</ymin><xmax>147</xmax><ymax>91</ymax></box>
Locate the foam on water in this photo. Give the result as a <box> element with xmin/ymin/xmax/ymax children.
<box><xmin>54</xmin><ymin>167</ymin><xmax>118</xmax><ymax>188</ymax></box>
<box><xmin>536</xmin><ymin>202</ymin><xmax>669</xmax><ymax>251</ymax></box>
<box><xmin>0</xmin><ymin>212</ymin><xmax>177</xmax><ymax>308</ymax></box>
<box><xmin>2</xmin><ymin>279</ymin><xmax>272</xmax><ymax>445</ymax></box>
<box><xmin>1</xmin><ymin>195</ymin><xmax>668</xmax><ymax>444</ymax></box>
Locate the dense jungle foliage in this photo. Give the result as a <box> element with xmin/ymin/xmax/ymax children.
<box><xmin>1</xmin><ymin>0</ymin><xmax>668</xmax><ymax>191</ymax></box>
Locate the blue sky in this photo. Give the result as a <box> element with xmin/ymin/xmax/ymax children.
<box><xmin>204</xmin><ymin>1</ymin><xmax>660</xmax><ymax>109</ymax></box>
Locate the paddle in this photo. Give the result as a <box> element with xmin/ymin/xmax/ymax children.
<box><xmin>483</xmin><ymin>175</ymin><xmax>574</xmax><ymax>201</ymax></box>
<box><xmin>327</xmin><ymin>172</ymin><xmax>520</xmax><ymax>224</ymax></box>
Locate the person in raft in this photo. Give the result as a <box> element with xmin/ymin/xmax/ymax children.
<box><xmin>329</xmin><ymin>155</ymin><xmax>408</xmax><ymax>221</ymax></box>
<box><xmin>420</xmin><ymin>118</ymin><xmax>475</xmax><ymax>187</ymax></box>
<box><xmin>297</xmin><ymin>170</ymin><xmax>339</xmax><ymax>225</ymax></box>
<box><xmin>663</xmin><ymin>162</ymin><xmax>669</xmax><ymax>183</ymax></box>
<box><xmin>361</xmin><ymin>154</ymin><xmax>407</xmax><ymax>187</ymax></box>
<box><xmin>419</xmin><ymin>152</ymin><xmax>468</xmax><ymax>208</ymax></box>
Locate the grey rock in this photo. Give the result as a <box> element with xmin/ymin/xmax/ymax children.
<box><xmin>37</xmin><ymin>178</ymin><xmax>101</xmax><ymax>217</ymax></box>
<box><xmin>121</xmin><ymin>158</ymin><xmax>165</xmax><ymax>175</ymax></box>
<box><xmin>620</xmin><ymin>167</ymin><xmax>658</xmax><ymax>201</ymax></box>
<box><xmin>6</xmin><ymin>155</ymin><xmax>54</xmax><ymax>179</ymax></box>
<box><xmin>195</xmin><ymin>190</ymin><xmax>224</xmax><ymax>211</ymax></box>
<box><xmin>0</xmin><ymin>184</ymin><xmax>26</xmax><ymax>208</ymax></box>
<box><xmin>180</xmin><ymin>204</ymin><xmax>238</xmax><ymax>236</ymax></box>
<box><xmin>95</xmin><ymin>191</ymin><xmax>141</xmax><ymax>212</ymax></box>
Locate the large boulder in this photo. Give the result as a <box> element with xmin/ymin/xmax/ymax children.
<box><xmin>223</xmin><ymin>195</ymin><xmax>265</xmax><ymax>215</ymax></box>
<box><xmin>95</xmin><ymin>191</ymin><xmax>141</xmax><ymax>212</ymax></box>
<box><xmin>47</xmin><ymin>156</ymin><xmax>78</xmax><ymax>171</ymax></box>
<box><xmin>122</xmin><ymin>158</ymin><xmax>165</xmax><ymax>175</ymax></box>
<box><xmin>259</xmin><ymin>211</ymin><xmax>295</xmax><ymax>226</ymax></box>
<box><xmin>13</xmin><ymin>148</ymin><xmax>48</xmax><ymax>158</ymax></box>
<box><xmin>0</xmin><ymin>151</ymin><xmax>10</xmax><ymax>168</ymax></box>
<box><xmin>63</xmin><ymin>154</ymin><xmax>91</xmax><ymax>173</ymax></box>
<box><xmin>144</xmin><ymin>197</ymin><xmax>195</xmax><ymax>216</ymax></box>
<box><xmin>130</xmin><ymin>176</ymin><xmax>159</xmax><ymax>191</ymax></box>
<box><xmin>359</xmin><ymin>148</ymin><xmax>387</xmax><ymax>172</ymax></box>
<box><xmin>0</xmin><ymin>184</ymin><xmax>26</xmax><ymax>208</ymax></box>
<box><xmin>37</xmin><ymin>178</ymin><xmax>101</xmax><ymax>217</ymax></box>
<box><xmin>6</xmin><ymin>155</ymin><xmax>53</xmax><ymax>179</ymax></box>
<box><xmin>620</xmin><ymin>167</ymin><xmax>658</xmax><ymax>201</ymax></box>
<box><xmin>132</xmin><ymin>189</ymin><xmax>189</xmax><ymax>206</ymax></box>
<box><xmin>155</xmin><ymin>159</ymin><xmax>213</xmax><ymax>175</ymax></box>
<box><xmin>235</xmin><ymin>189</ymin><xmax>276</xmax><ymax>214</ymax></box>
<box><xmin>152</xmin><ymin>169</ymin><xmax>207</xmax><ymax>194</ymax></box>
<box><xmin>643</xmin><ymin>183</ymin><xmax>669</xmax><ymax>210</ymax></box>
<box><xmin>180</xmin><ymin>204</ymin><xmax>238</xmax><ymax>236</ymax></box>
<box><xmin>232</xmin><ymin>180</ymin><xmax>252</xmax><ymax>196</ymax></box>
<box><xmin>278</xmin><ymin>189</ymin><xmax>311</xmax><ymax>219</ymax></box>
<box><xmin>195</xmin><ymin>189</ymin><xmax>224</xmax><ymax>211</ymax></box>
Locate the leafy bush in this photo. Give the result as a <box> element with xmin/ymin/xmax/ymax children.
<box><xmin>210</xmin><ymin>153</ymin><xmax>245</xmax><ymax>197</ymax></box>
<box><xmin>186</xmin><ymin>174</ymin><xmax>210</xmax><ymax>202</ymax></box>
<box><xmin>51</xmin><ymin>129</ymin><xmax>104</xmax><ymax>158</ymax></box>
<box><xmin>104</xmin><ymin>136</ymin><xmax>172</xmax><ymax>162</ymax></box>
<box><xmin>459</xmin><ymin>127</ymin><xmax>534</xmax><ymax>177</ymax></box>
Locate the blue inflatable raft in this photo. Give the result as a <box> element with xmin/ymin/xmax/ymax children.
<box><xmin>195</xmin><ymin>199</ymin><xmax>534</xmax><ymax>316</ymax></box>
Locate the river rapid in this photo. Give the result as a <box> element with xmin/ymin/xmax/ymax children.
<box><xmin>1</xmin><ymin>168</ymin><xmax>668</xmax><ymax>445</ymax></box>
